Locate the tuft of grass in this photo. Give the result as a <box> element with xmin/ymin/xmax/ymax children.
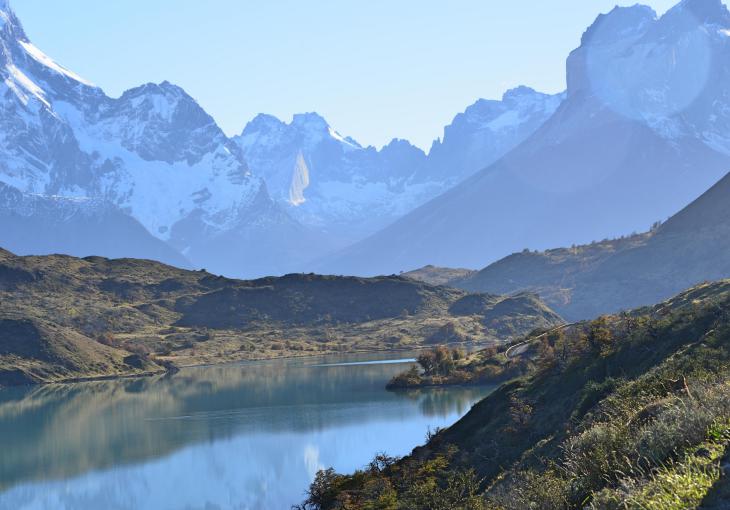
<box><xmin>591</xmin><ymin>420</ymin><xmax>730</xmax><ymax>510</ymax></box>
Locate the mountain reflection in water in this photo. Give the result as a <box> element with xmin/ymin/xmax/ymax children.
<box><xmin>0</xmin><ymin>352</ymin><xmax>493</xmax><ymax>510</ymax></box>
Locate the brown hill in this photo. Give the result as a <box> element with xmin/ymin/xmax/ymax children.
<box><xmin>0</xmin><ymin>249</ymin><xmax>562</xmax><ymax>386</ymax></box>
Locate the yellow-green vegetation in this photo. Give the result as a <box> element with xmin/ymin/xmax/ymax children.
<box><xmin>590</xmin><ymin>420</ymin><xmax>730</xmax><ymax>509</ymax></box>
<box><xmin>298</xmin><ymin>280</ymin><xmax>730</xmax><ymax>509</ymax></box>
<box><xmin>386</xmin><ymin>344</ymin><xmax>517</xmax><ymax>389</ymax></box>
<box><xmin>0</xmin><ymin>248</ymin><xmax>563</xmax><ymax>386</ymax></box>
<box><xmin>387</xmin><ymin>325</ymin><xmax>572</xmax><ymax>389</ymax></box>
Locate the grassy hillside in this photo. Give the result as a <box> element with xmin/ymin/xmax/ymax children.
<box><xmin>455</xmin><ymin>172</ymin><xmax>730</xmax><ymax>321</ymax></box>
<box><xmin>0</xmin><ymin>249</ymin><xmax>562</xmax><ymax>386</ymax></box>
<box><xmin>299</xmin><ymin>279</ymin><xmax>730</xmax><ymax>509</ymax></box>
<box><xmin>404</xmin><ymin>266</ymin><xmax>477</xmax><ymax>287</ymax></box>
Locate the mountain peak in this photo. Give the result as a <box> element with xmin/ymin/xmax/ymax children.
<box><xmin>118</xmin><ymin>81</ymin><xmax>192</xmax><ymax>105</ymax></box>
<box><xmin>291</xmin><ymin>112</ymin><xmax>329</xmax><ymax>131</ymax></box>
<box><xmin>241</xmin><ymin>113</ymin><xmax>285</xmax><ymax>136</ymax></box>
<box><xmin>663</xmin><ymin>0</ymin><xmax>730</xmax><ymax>27</ymax></box>
<box><xmin>502</xmin><ymin>86</ymin><xmax>538</xmax><ymax>101</ymax></box>
<box><xmin>0</xmin><ymin>0</ymin><xmax>26</xmax><ymax>40</ymax></box>
<box><xmin>581</xmin><ymin>4</ymin><xmax>656</xmax><ymax>46</ymax></box>
<box><xmin>145</xmin><ymin>81</ymin><xmax>186</xmax><ymax>97</ymax></box>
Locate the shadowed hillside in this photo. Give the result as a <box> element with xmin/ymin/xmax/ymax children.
<box><xmin>0</xmin><ymin>249</ymin><xmax>562</xmax><ymax>386</ymax></box>
<box><xmin>454</xmin><ymin>172</ymin><xmax>730</xmax><ymax>320</ymax></box>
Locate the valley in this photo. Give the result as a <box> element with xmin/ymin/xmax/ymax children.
<box><xmin>2</xmin><ymin>0</ymin><xmax>730</xmax><ymax>509</ymax></box>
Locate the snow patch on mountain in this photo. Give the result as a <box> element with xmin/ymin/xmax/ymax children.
<box><xmin>19</xmin><ymin>40</ymin><xmax>94</xmax><ymax>87</ymax></box>
<box><xmin>427</xmin><ymin>86</ymin><xmax>565</xmax><ymax>182</ymax></box>
<box><xmin>4</xmin><ymin>63</ymin><xmax>49</xmax><ymax>107</ymax></box>
<box><xmin>233</xmin><ymin>113</ymin><xmax>432</xmax><ymax>241</ymax></box>
<box><xmin>289</xmin><ymin>151</ymin><xmax>310</xmax><ymax>206</ymax></box>
<box><xmin>571</xmin><ymin>0</ymin><xmax>730</xmax><ymax>154</ymax></box>
<box><xmin>233</xmin><ymin>86</ymin><xmax>563</xmax><ymax>242</ymax></box>
<box><xmin>0</xmin><ymin>0</ymin><xmax>307</xmax><ymax>277</ymax></box>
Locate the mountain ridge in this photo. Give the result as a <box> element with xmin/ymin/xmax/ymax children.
<box><xmin>0</xmin><ymin>0</ymin><xmax>335</xmax><ymax>277</ymax></box>
<box><xmin>319</xmin><ymin>0</ymin><xmax>730</xmax><ymax>276</ymax></box>
<box><xmin>0</xmin><ymin>247</ymin><xmax>563</xmax><ymax>387</ymax></box>
<box><xmin>454</xmin><ymin>170</ymin><xmax>730</xmax><ymax>320</ymax></box>
<box><xmin>233</xmin><ymin>87</ymin><xmax>563</xmax><ymax>243</ymax></box>
<box><xmin>0</xmin><ymin>0</ymin><xmax>567</xmax><ymax>272</ymax></box>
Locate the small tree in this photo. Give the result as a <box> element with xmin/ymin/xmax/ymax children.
<box><xmin>434</xmin><ymin>345</ymin><xmax>456</xmax><ymax>376</ymax></box>
<box><xmin>536</xmin><ymin>337</ymin><xmax>556</xmax><ymax>372</ymax></box>
<box><xmin>587</xmin><ymin>316</ymin><xmax>613</xmax><ymax>353</ymax></box>
<box><xmin>298</xmin><ymin>468</ymin><xmax>345</xmax><ymax>510</ymax></box>
<box><xmin>510</xmin><ymin>395</ymin><xmax>533</xmax><ymax>429</ymax></box>
<box><xmin>551</xmin><ymin>329</ymin><xmax>571</xmax><ymax>367</ymax></box>
<box><xmin>417</xmin><ymin>350</ymin><xmax>437</xmax><ymax>375</ymax></box>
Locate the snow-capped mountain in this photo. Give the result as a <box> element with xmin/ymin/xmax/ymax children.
<box><xmin>567</xmin><ymin>0</ymin><xmax>730</xmax><ymax>152</ymax></box>
<box><xmin>0</xmin><ymin>0</ymin><xmax>325</xmax><ymax>277</ymax></box>
<box><xmin>427</xmin><ymin>86</ymin><xmax>565</xmax><ymax>182</ymax></box>
<box><xmin>0</xmin><ymin>0</ymin><xmax>566</xmax><ymax>273</ymax></box>
<box><xmin>322</xmin><ymin>0</ymin><xmax>730</xmax><ymax>276</ymax></box>
<box><xmin>233</xmin><ymin>113</ymin><xmax>430</xmax><ymax>242</ymax></box>
<box><xmin>0</xmin><ymin>183</ymin><xmax>190</xmax><ymax>267</ymax></box>
<box><xmin>234</xmin><ymin>89</ymin><xmax>562</xmax><ymax>243</ymax></box>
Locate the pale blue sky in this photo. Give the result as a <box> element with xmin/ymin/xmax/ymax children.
<box><xmin>12</xmin><ymin>0</ymin><xmax>708</xmax><ymax>150</ymax></box>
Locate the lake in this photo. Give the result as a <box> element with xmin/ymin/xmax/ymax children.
<box><xmin>0</xmin><ymin>352</ymin><xmax>493</xmax><ymax>510</ymax></box>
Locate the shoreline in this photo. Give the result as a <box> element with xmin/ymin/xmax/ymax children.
<box><xmin>1</xmin><ymin>343</ymin><xmax>491</xmax><ymax>390</ymax></box>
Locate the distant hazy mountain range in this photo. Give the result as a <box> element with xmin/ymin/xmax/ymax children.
<box><xmin>2</xmin><ymin>0</ymin><xmax>730</xmax><ymax>280</ymax></box>
<box><xmin>0</xmin><ymin>0</ymin><xmax>562</xmax><ymax>276</ymax></box>
<box><xmin>324</xmin><ymin>0</ymin><xmax>730</xmax><ymax>275</ymax></box>
<box><xmin>233</xmin><ymin>88</ymin><xmax>563</xmax><ymax>245</ymax></box>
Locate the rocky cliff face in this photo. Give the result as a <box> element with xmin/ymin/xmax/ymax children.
<box><xmin>234</xmin><ymin>89</ymin><xmax>562</xmax><ymax>244</ymax></box>
<box><xmin>320</xmin><ymin>0</ymin><xmax>730</xmax><ymax>276</ymax></box>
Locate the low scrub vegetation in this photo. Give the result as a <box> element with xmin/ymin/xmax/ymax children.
<box><xmin>299</xmin><ymin>280</ymin><xmax>730</xmax><ymax>509</ymax></box>
<box><xmin>0</xmin><ymin>249</ymin><xmax>563</xmax><ymax>385</ymax></box>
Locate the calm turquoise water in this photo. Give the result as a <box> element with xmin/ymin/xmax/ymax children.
<box><xmin>0</xmin><ymin>352</ymin><xmax>493</xmax><ymax>510</ymax></box>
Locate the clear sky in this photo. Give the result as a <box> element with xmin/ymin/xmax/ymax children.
<box><xmin>12</xmin><ymin>0</ymin><xmax>710</xmax><ymax>150</ymax></box>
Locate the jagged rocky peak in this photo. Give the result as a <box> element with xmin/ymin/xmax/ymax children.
<box><xmin>382</xmin><ymin>137</ymin><xmax>423</xmax><ymax>153</ymax></box>
<box><xmin>0</xmin><ymin>0</ymin><xmax>99</xmax><ymax>110</ymax></box>
<box><xmin>567</xmin><ymin>5</ymin><xmax>656</xmax><ymax>96</ymax></box>
<box><xmin>498</xmin><ymin>86</ymin><xmax>564</xmax><ymax>116</ymax></box>
<box><xmin>669</xmin><ymin>0</ymin><xmax>730</xmax><ymax>25</ymax></box>
<box><xmin>0</xmin><ymin>0</ymin><xmax>24</xmax><ymax>36</ymax></box>
<box><xmin>643</xmin><ymin>0</ymin><xmax>730</xmax><ymax>43</ymax></box>
<box><xmin>242</xmin><ymin>113</ymin><xmax>286</xmax><ymax>134</ymax></box>
<box><xmin>115</xmin><ymin>80</ymin><xmax>209</xmax><ymax>119</ymax></box>
<box><xmin>290</xmin><ymin>111</ymin><xmax>329</xmax><ymax>131</ymax></box>
<box><xmin>579</xmin><ymin>5</ymin><xmax>656</xmax><ymax>47</ymax></box>
<box><xmin>442</xmin><ymin>86</ymin><xmax>564</xmax><ymax>134</ymax></box>
<box><xmin>237</xmin><ymin>110</ymin><xmax>361</xmax><ymax>152</ymax></box>
<box><xmin>95</xmin><ymin>80</ymin><xmax>236</xmax><ymax>165</ymax></box>
<box><xmin>241</xmin><ymin>111</ymin><xmax>331</xmax><ymax>138</ymax></box>
<box><xmin>566</xmin><ymin>0</ymin><xmax>730</xmax><ymax>125</ymax></box>
<box><xmin>290</xmin><ymin>112</ymin><xmax>359</xmax><ymax>147</ymax></box>
<box><xmin>379</xmin><ymin>138</ymin><xmax>427</xmax><ymax>168</ymax></box>
<box><xmin>502</xmin><ymin>85</ymin><xmax>551</xmax><ymax>103</ymax></box>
